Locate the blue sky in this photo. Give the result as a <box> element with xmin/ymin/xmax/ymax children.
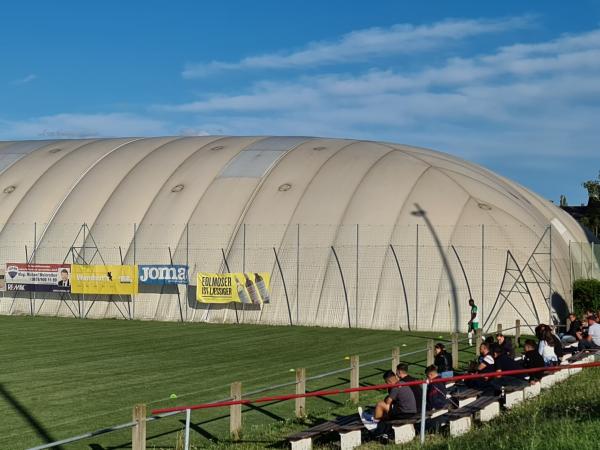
<box><xmin>1</xmin><ymin>0</ymin><xmax>600</xmax><ymax>205</ymax></box>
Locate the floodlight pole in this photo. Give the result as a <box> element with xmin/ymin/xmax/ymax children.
<box><xmin>412</xmin><ymin>204</ymin><xmax>460</xmax><ymax>332</ymax></box>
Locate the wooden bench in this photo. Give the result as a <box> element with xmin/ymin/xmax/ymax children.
<box><xmin>437</xmin><ymin>395</ymin><xmax>500</xmax><ymax>436</ymax></box>
<box><xmin>287</xmin><ymin>408</ymin><xmax>452</xmax><ymax>449</ymax></box>
<box><xmin>287</xmin><ymin>414</ymin><xmax>361</xmax><ymax>450</ymax></box>
<box><xmin>449</xmin><ymin>387</ymin><xmax>483</xmax><ymax>408</ymax></box>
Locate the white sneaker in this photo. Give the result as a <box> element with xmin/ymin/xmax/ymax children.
<box><xmin>358</xmin><ymin>406</ymin><xmax>379</xmax><ymax>431</ymax></box>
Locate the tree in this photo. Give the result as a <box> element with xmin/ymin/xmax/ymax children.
<box><xmin>583</xmin><ymin>171</ymin><xmax>600</xmax><ymax>200</ymax></box>
<box><xmin>559</xmin><ymin>194</ymin><xmax>568</xmax><ymax>207</ymax></box>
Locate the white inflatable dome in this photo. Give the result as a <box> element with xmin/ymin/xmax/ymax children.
<box><xmin>0</xmin><ymin>136</ymin><xmax>589</xmax><ymax>331</ymax></box>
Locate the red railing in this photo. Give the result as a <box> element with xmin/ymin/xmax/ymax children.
<box><xmin>152</xmin><ymin>359</ymin><xmax>600</xmax><ymax>415</ymax></box>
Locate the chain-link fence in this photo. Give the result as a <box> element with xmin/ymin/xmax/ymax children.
<box><xmin>570</xmin><ymin>241</ymin><xmax>600</xmax><ymax>280</ymax></box>
<box><xmin>0</xmin><ymin>223</ymin><xmax>596</xmax><ymax>332</ymax></box>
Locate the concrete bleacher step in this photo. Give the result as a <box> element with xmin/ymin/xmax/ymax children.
<box><xmin>523</xmin><ymin>382</ymin><xmax>541</xmax><ymax>399</ymax></box>
<box><xmin>392</xmin><ymin>423</ymin><xmax>416</xmax><ymax>444</ymax></box>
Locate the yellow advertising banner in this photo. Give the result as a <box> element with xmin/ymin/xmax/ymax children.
<box><xmin>71</xmin><ymin>265</ymin><xmax>138</xmax><ymax>295</ymax></box>
<box><xmin>197</xmin><ymin>272</ymin><xmax>271</xmax><ymax>304</ymax></box>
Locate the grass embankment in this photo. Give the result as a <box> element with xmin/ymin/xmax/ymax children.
<box><xmin>0</xmin><ymin>316</ymin><xmax>475</xmax><ymax>449</ymax></box>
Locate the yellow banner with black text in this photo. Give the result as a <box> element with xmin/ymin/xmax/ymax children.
<box><xmin>71</xmin><ymin>265</ymin><xmax>138</xmax><ymax>295</ymax></box>
<box><xmin>196</xmin><ymin>272</ymin><xmax>271</xmax><ymax>304</ymax></box>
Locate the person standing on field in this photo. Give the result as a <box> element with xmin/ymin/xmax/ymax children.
<box><xmin>468</xmin><ymin>298</ymin><xmax>480</xmax><ymax>346</ymax></box>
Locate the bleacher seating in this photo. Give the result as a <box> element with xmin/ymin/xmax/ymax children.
<box><xmin>286</xmin><ymin>350</ymin><xmax>598</xmax><ymax>449</ymax></box>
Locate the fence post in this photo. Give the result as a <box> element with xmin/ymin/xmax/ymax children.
<box><xmin>392</xmin><ymin>347</ymin><xmax>400</xmax><ymax>371</ymax></box>
<box><xmin>295</xmin><ymin>368</ymin><xmax>306</xmax><ymax>418</ymax></box>
<box><xmin>515</xmin><ymin>319</ymin><xmax>521</xmax><ymax>346</ymax></box>
<box><xmin>497</xmin><ymin>323</ymin><xmax>502</xmax><ymax>334</ymax></box>
<box><xmin>132</xmin><ymin>404</ymin><xmax>146</xmax><ymax>450</ymax></box>
<box><xmin>475</xmin><ymin>329</ymin><xmax>482</xmax><ymax>352</ymax></box>
<box><xmin>451</xmin><ymin>333</ymin><xmax>459</xmax><ymax>370</ymax></box>
<box><xmin>350</xmin><ymin>355</ymin><xmax>359</xmax><ymax>403</ymax></box>
<box><xmin>419</xmin><ymin>381</ymin><xmax>427</xmax><ymax>444</ymax></box>
<box><xmin>230</xmin><ymin>381</ymin><xmax>242</xmax><ymax>440</ymax></box>
<box><xmin>184</xmin><ymin>409</ymin><xmax>191</xmax><ymax>450</ymax></box>
<box><xmin>427</xmin><ymin>339</ymin><xmax>434</xmax><ymax>366</ymax></box>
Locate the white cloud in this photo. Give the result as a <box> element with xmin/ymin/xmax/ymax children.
<box><xmin>0</xmin><ymin>113</ymin><xmax>171</xmax><ymax>140</ymax></box>
<box><xmin>182</xmin><ymin>16</ymin><xmax>532</xmax><ymax>77</ymax></box>
<box><xmin>11</xmin><ymin>74</ymin><xmax>37</xmax><ymax>85</ymax></box>
<box><xmin>159</xmin><ymin>26</ymin><xmax>600</xmax><ymax>167</ymax></box>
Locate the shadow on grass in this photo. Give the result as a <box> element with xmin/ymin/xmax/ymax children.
<box><xmin>0</xmin><ymin>383</ymin><xmax>62</xmax><ymax>450</ymax></box>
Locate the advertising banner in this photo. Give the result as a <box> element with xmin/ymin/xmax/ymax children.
<box><xmin>196</xmin><ymin>272</ymin><xmax>271</xmax><ymax>304</ymax></box>
<box><xmin>138</xmin><ymin>265</ymin><xmax>189</xmax><ymax>285</ymax></box>
<box><xmin>5</xmin><ymin>263</ymin><xmax>71</xmax><ymax>293</ymax></box>
<box><xmin>71</xmin><ymin>265</ymin><xmax>138</xmax><ymax>295</ymax></box>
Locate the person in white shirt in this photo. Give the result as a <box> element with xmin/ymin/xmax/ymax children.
<box><xmin>579</xmin><ymin>315</ymin><xmax>600</xmax><ymax>350</ymax></box>
<box><xmin>538</xmin><ymin>328</ymin><xmax>558</xmax><ymax>366</ymax></box>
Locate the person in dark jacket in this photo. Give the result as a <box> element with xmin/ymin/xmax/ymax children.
<box><xmin>425</xmin><ymin>365</ymin><xmax>448</xmax><ymax>411</ymax></box>
<box><xmin>466</xmin><ymin>342</ymin><xmax>495</xmax><ymax>392</ymax></box>
<box><xmin>495</xmin><ymin>333</ymin><xmax>514</xmax><ymax>358</ymax></box>
<box><xmin>561</xmin><ymin>313</ymin><xmax>582</xmax><ymax>346</ymax></box>
<box><xmin>551</xmin><ymin>329</ymin><xmax>565</xmax><ymax>359</ymax></box>
<box><xmin>490</xmin><ymin>344</ymin><xmax>527</xmax><ymax>392</ymax></box>
<box><xmin>522</xmin><ymin>339</ymin><xmax>546</xmax><ymax>382</ymax></box>
<box><xmin>433</xmin><ymin>343</ymin><xmax>453</xmax><ymax>377</ymax></box>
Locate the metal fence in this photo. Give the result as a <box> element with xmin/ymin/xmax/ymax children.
<box><xmin>0</xmin><ymin>223</ymin><xmax>596</xmax><ymax>332</ymax></box>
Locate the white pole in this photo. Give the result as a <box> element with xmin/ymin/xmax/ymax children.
<box><xmin>419</xmin><ymin>381</ymin><xmax>427</xmax><ymax>444</ymax></box>
<box><xmin>184</xmin><ymin>408</ymin><xmax>191</xmax><ymax>450</ymax></box>
<box><xmin>591</xmin><ymin>242</ymin><xmax>595</xmax><ymax>279</ymax></box>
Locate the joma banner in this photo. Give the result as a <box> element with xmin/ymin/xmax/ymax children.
<box><xmin>138</xmin><ymin>265</ymin><xmax>189</xmax><ymax>285</ymax></box>
<box><xmin>196</xmin><ymin>272</ymin><xmax>271</xmax><ymax>304</ymax></box>
<box><xmin>5</xmin><ymin>263</ymin><xmax>71</xmax><ymax>293</ymax></box>
<box><xmin>71</xmin><ymin>265</ymin><xmax>138</xmax><ymax>295</ymax></box>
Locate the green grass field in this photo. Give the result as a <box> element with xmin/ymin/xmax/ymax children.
<box><xmin>0</xmin><ymin>315</ymin><xmax>473</xmax><ymax>449</ymax></box>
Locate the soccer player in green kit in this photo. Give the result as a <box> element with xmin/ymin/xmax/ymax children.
<box><xmin>468</xmin><ymin>298</ymin><xmax>480</xmax><ymax>346</ymax></box>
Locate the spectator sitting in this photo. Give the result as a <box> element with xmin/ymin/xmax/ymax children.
<box><xmin>358</xmin><ymin>370</ymin><xmax>418</xmax><ymax>430</ymax></box>
<box><xmin>477</xmin><ymin>342</ymin><xmax>496</xmax><ymax>374</ymax></box>
<box><xmin>425</xmin><ymin>365</ymin><xmax>448</xmax><ymax>411</ymax></box>
<box><xmin>433</xmin><ymin>343</ymin><xmax>453</xmax><ymax>378</ymax></box>
<box><xmin>522</xmin><ymin>339</ymin><xmax>545</xmax><ymax>383</ymax></box>
<box><xmin>549</xmin><ymin>327</ymin><xmax>565</xmax><ymax>359</ymax></box>
<box><xmin>496</xmin><ymin>333</ymin><xmax>514</xmax><ymax>358</ymax></box>
<box><xmin>581</xmin><ymin>311</ymin><xmax>594</xmax><ymax>331</ymax></box>
<box><xmin>578</xmin><ymin>315</ymin><xmax>600</xmax><ymax>351</ymax></box>
<box><xmin>538</xmin><ymin>328</ymin><xmax>559</xmax><ymax>366</ymax></box>
<box><xmin>561</xmin><ymin>313</ymin><xmax>582</xmax><ymax>346</ymax></box>
<box><xmin>396</xmin><ymin>363</ymin><xmax>422</xmax><ymax>412</ymax></box>
<box><xmin>466</xmin><ymin>342</ymin><xmax>495</xmax><ymax>391</ymax></box>
<box><xmin>489</xmin><ymin>344</ymin><xmax>528</xmax><ymax>392</ymax></box>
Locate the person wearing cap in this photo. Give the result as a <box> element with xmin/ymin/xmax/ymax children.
<box><xmin>578</xmin><ymin>315</ymin><xmax>600</xmax><ymax>350</ymax></box>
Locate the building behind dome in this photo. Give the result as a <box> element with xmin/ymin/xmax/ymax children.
<box><xmin>0</xmin><ymin>136</ymin><xmax>594</xmax><ymax>332</ymax></box>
